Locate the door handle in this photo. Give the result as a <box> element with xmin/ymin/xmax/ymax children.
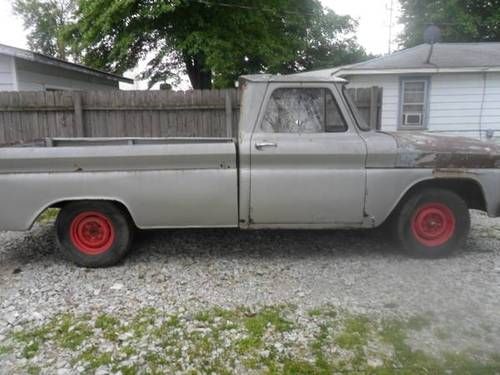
<box><xmin>255</xmin><ymin>142</ymin><xmax>277</xmax><ymax>150</ymax></box>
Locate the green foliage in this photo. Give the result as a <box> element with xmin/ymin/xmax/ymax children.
<box><xmin>13</xmin><ymin>0</ymin><xmax>80</xmax><ymax>61</ymax></box>
<box><xmin>68</xmin><ymin>0</ymin><xmax>368</xmax><ymax>88</ymax></box>
<box><xmin>399</xmin><ymin>0</ymin><xmax>500</xmax><ymax>47</ymax></box>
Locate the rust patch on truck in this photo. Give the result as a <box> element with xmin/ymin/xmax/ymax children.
<box><xmin>432</xmin><ymin>168</ymin><xmax>480</xmax><ymax>178</ymax></box>
<box><xmin>389</xmin><ymin>132</ymin><xmax>500</xmax><ymax>169</ymax></box>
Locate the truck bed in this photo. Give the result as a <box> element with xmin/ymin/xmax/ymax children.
<box><xmin>0</xmin><ymin>137</ymin><xmax>236</xmax><ymax>173</ymax></box>
<box><xmin>0</xmin><ymin>137</ymin><xmax>239</xmax><ymax>231</ymax></box>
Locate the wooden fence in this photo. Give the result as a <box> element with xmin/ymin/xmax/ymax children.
<box><xmin>0</xmin><ymin>87</ymin><xmax>381</xmax><ymax>145</ymax></box>
<box><xmin>347</xmin><ymin>87</ymin><xmax>383</xmax><ymax>130</ymax></box>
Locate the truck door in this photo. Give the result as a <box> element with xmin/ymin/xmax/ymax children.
<box><xmin>249</xmin><ymin>83</ymin><xmax>367</xmax><ymax>227</ymax></box>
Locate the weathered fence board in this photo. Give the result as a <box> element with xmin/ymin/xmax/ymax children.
<box><xmin>346</xmin><ymin>86</ymin><xmax>383</xmax><ymax>130</ymax></box>
<box><xmin>0</xmin><ymin>87</ymin><xmax>380</xmax><ymax>145</ymax></box>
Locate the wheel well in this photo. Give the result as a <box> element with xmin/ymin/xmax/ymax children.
<box><xmin>401</xmin><ymin>178</ymin><xmax>487</xmax><ymax>212</ymax></box>
<box><xmin>41</xmin><ymin>199</ymin><xmax>136</xmax><ymax>227</ymax></box>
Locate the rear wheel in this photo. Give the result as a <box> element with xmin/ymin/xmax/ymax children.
<box><xmin>56</xmin><ymin>201</ymin><xmax>132</xmax><ymax>267</ymax></box>
<box><xmin>394</xmin><ymin>189</ymin><xmax>470</xmax><ymax>258</ymax></box>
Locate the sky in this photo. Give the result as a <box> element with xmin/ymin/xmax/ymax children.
<box><xmin>322</xmin><ymin>0</ymin><xmax>403</xmax><ymax>55</ymax></box>
<box><xmin>0</xmin><ymin>0</ymin><xmax>402</xmax><ymax>88</ymax></box>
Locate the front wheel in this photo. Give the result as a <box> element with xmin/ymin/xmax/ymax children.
<box><xmin>394</xmin><ymin>189</ymin><xmax>470</xmax><ymax>258</ymax></box>
<box><xmin>56</xmin><ymin>201</ymin><xmax>132</xmax><ymax>267</ymax></box>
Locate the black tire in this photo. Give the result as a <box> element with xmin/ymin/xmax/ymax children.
<box><xmin>56</xmin><ymin>201</ymin><xmax>133</xmax><ymax>267</ymax></box>
<box><xmin>394</xmin><ymin>188</ymin><xmax>470</xmax><ymax>258</ymax></box>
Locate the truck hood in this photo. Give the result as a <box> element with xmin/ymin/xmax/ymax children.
<box><xmin>386</xmin><ymin>131</ymin><xmax>500</xmax><ymax>169</ymax></box>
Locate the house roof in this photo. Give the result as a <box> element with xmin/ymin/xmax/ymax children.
<box><xmin>241</xmin><ymin>74</ymin><xmax>346</xmax><ymax>83</ymax></box>
<box><xmin>0</xmin><ymin>43</ymin><xmax>133</xmax><ymax>84</ymax></box>
<box><xmin>295</xmin><ymin>43</ymin><xmax>500</xmax><ymax>77</ymax></box>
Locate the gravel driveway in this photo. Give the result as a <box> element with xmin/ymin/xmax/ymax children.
<box><xmin>0</xmin><ymin>211</ymin><xmax>499</xmax><ymax>374</ymax></box>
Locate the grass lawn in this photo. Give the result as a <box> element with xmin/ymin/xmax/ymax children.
<box><xmin>2</xmin><ymin>304</ymin><xmax>499</xmax><ymax>374</ymax></box>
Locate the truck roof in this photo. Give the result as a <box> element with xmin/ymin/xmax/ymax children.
<box><xmin>240</xmin><ymin>74</ymin><xmax>347</xmax><ymax>84</ymax></box>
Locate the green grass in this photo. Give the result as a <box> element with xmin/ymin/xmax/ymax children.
<box><xmin>74</xmin><ymin>346</ymin><xmax>113</xmax><ymax>372</ymax></box>
<box><xmin>12</xmin><ymin>323</ymin><xmax>52</xmax><ymax>359</ymax></box>
<box><xmin>12</xmin><ymin>313</ymin><xmax>93</xmax><ymax>359</ymax></box>
<box><xmin>0</xmin><ymin>345</ymin><xmax>12</xmax><ymax>355</ymax></box>
<box><xmin>5</xmin><ymin>305</ymin><xmax>500</xmax><ymax>374</ymax></box>
<box><xmin>243</xmin><ymin>306</ymin><xmax>294</xmax><ymax>339</ymax></box>
<box><xmin>234</xmin><ymin>306</ymin><xmax>294</xmax><ymax>356</ymax></box>
<box><xmin>21</xmin><ymin>341</ymin><xmax>40</xmax><ymax>359</ymax></box>
<box><xmin>95</xmin><ymin>313</ymin><xmax>121</xmax><ymax>341</ymax></box>
<box><xmin>53</xmin><ymin>314</ymin><xmax>93</xmax><ymax>350</ymax></box>
<box><xmin>26</xmin><ymin>365</ymin><xmax>41</xmax><ymax>375</ymax></box>
<box><xmin>336</xmin><ymin>316</ymin><xmax>371</xmax><ymax>349</ymax></box>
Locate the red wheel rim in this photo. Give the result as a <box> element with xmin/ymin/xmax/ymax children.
<box><xmin>411</xmin><ymin>203</ymin><xmax>456</xmax><ymax>247</ymax></box>
<box><xmin>70</xmin><ymin>212</ymin><xmax>115</xmax><ymax>255</ymax></box>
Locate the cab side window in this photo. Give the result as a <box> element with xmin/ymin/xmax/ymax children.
<box><xmin>261</xmin><ymin>88</ymin><xmax>347</xmax><ymax>133</ymax></box>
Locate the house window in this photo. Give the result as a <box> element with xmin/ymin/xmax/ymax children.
<box><xmin>261</xmin><ymin>88</ymin><xmax>347</xmax><ymax>133</ymax></box>
<box><xmin>400</xmin><ymin>79</ymin><xmax>428</xmax><ymax>128</ymax></box>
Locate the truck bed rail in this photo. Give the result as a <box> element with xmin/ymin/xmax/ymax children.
<box><xmin>1</xmin><ymin>137</ymin><xmax>234</xmax><ymax>148</ymax></box>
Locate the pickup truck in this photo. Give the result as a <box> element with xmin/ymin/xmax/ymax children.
<box><xmin>1</xmin><ymin>74</ymin><xmax>499</xmax><ymax>267</ymax></box>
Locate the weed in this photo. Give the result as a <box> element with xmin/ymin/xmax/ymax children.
<box><xmin>5</xmin><ymin>305</ymin><xmax>500</xmax><ymax>375</ymax></box>
<box><xmin>0</xmin><ymin>345</ymin><xmax>12</xmax><ymax>355</ymax></box>
<box><xmin>26</xmin><ymin>365</ymin><xmax>41</xmax><ymax>375</ymax></box>
<box><xmin>75</xmin><ymin>346</ymin><xmax>113</xmax><ymax>371</ymax></box>
<box><xmin>22</xmin><ymin>341</ymin><xmax>39</xmax><ymax>359</ymax></box>
<box><xmin>53</xmin><ymin>314</ymin><xmax>93</xmax><ymax>350</ymax></box>
<box><xmin>95</xmin><ymin>313</ymin><xmax>121</xmax><ymax>341</ymax></box>
<box><xmin>336</xmin><ymin>316</ymin><xmax>370</xmax><ymax>349</ymax></box>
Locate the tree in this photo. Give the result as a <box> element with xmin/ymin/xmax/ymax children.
<box><xmin>13</xmin><ymin>0</ymin><xmax>80</xmax><ymax>61</ymax></box>
<box><xmin>69</xmin><ymin>0</ymin><xmax>367</xmax><ymax>89</ymax></box>
<box><xmin>399</xmin><ymin>0</ymin><xmax>500</xmax><ymax>47</ymax></box>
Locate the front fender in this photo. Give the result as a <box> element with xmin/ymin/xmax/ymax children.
<box><xmin>365</xmin><ymin>169</ymin><xmax>499</xmax><ymax>227</ymax></box>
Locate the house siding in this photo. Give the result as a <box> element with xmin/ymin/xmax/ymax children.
<box><xmin>16</xmin><ymin>59</ymin><xmax>118</xmax><ymax>91</ymax></box>
<box><xmin>428</xmin><ymin>73</ymin><xmax>484</xmax><ymax>137</ymax></box>
<box><xmin>0</xmin><ymin>55</ymin><xmax>120</xmax><ymax>92</ymax></box>
<box><xmin>16</xmin><ymin>68</ymin><xmax>118</xmax><ymax>91</ymax></box>
<box><xmin>0</xmin><ymin>55</ymin><xmax>14</xmax><ymax>91</ymax></box>
<box><xmin>346</xmin><ymin>72</ymin><xmax>500</xmax><ymax>139</ymax></box>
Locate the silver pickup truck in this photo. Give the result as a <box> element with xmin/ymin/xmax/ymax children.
<box><xmin>1</xmin><ymin>74</ymin><xmax>499</xmax><ymax>267</ymax></box>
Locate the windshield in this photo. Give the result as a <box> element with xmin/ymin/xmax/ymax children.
<box><xmin>342</xmin><ymin>86</ymin><xmax>370</xmax><ymax>131</ymax></box>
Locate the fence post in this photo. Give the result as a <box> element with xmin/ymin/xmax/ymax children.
<box><xmin>73</xmin><ymin>92</ymin><xmax>85</xmax><ymax>137</ymax></box>
<box><xmin>369</xmin><ymin>86</ymin><xmax>378</xmax><ymax>130</ymax></box>
<box><xmin>225</xmin><ymin>91</ymin><xmax>233</xmax><ymax>138</ymax></box>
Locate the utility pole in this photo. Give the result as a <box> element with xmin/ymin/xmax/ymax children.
<box><xmin>387</xmin><ymin>0</ymin><xmax>394</xmax><ymax>54</ymax></box>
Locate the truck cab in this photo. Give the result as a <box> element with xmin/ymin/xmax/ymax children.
<box><xmin>238</xmin><ymin>75</ymin><xmax>371</xmax><ymax>229</ymax></box>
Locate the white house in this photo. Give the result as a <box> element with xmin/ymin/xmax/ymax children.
<box><xmin>0</xmin><ymin>43</ymin><xmax>132</xmax><ymax>91</ymax></box>
<box><xmin>298</xmin><ymin>43</ymin><xmax>500</xmax><ymax>140</ymax></box>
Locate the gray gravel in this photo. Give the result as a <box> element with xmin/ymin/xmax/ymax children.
<box><xmin>0</xmin><ymin>211</ymin><xmax>499</xmax><ymax>373</ymax></box>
